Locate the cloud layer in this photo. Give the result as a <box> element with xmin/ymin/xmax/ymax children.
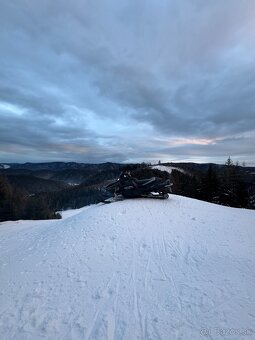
<box><xmin>1</xmin><ymin>0</ymin><xmax>255</xmax><ymax>164</ymax></box>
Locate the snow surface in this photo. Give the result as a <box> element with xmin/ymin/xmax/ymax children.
<box><xmin>0</xmin><ymin>195</ymin><xmax>255</xmax><ymax>340</ymax></box>
<box><xmin>58</xmin><ymin>206</ymin><xmax>91</xmax><ymax>220</ymax></box>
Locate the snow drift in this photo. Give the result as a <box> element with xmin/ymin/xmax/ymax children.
<box><xmin>0</xmin><ymin>195</ymin><xmax>255</xmax><ymax>339</ymax></box>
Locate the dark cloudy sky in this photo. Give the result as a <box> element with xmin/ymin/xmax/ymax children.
<box><xmin>1</xmin><ymin>0</ymin><xmax>255</xmax><ymax>165</ymax></box>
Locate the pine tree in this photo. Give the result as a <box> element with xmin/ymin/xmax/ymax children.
<box><xmin>225</xmin><ymin>156</ymin><xmax>234</xmax><ymax>166</ymax></box>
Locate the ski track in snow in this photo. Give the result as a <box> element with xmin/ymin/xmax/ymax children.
<box><xmin>0</xmin><ymin>195</ymin><xmax>255</xmax><ymax>339</ymax></box>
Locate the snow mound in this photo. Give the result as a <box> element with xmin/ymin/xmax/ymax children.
<box><xmin>0</xmin><ymin>196</ymin><xmax>255</xmax><ymax>339</ymax></box>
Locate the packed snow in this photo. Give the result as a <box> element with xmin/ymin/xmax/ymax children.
<box><xmin>0</xmin><ymin>195</ymin><xmax>255</xmax><ymax>340</ymax></box>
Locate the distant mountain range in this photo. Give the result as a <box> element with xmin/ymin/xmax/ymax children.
<box><xmin>0</xmin><ymin>161</ymin><xmax>121</xmax><ymax>171</ymax></box>
<box><xmin>1</xmin><ymin>161</ymin><xmax>255</xmax><ymax>194</ymax></box>
<box><xmin>0</xmin><ymin>162</ymin><xmax>126</xmax><ymax>192</ymax></box>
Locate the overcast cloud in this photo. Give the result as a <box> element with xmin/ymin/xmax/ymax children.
<box><xmin>1</xmin><ymin>0</ymin><xmax>255</xmax><ymax>164</ymax></box>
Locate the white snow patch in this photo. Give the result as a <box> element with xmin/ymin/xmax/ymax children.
<box><xmin>0</xmin><ymin>164</ymin><xmax>10</xmax><ymax>169</ymax></box>
<box><xmin>152</xmin><ymin>164</ymin><xmax>186</xmax><ymax>174</ymax></box>
<box><xmin>0</xmin><ymin>196</ymin><xmax>255</xmax><ymax>339</ymax></box>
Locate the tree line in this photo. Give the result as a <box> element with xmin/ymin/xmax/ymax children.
<box><xmin>0</xmin><ymin>175</ymin><xmax>60</xmax><ymax>222</ymax></box>
<box><xmin>171</xmin><ymin>157</ymin><xmax>253</xmax><ymax>209</ymax></box>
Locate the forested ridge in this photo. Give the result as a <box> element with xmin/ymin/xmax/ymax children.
<box><xmin>0</xmin><ymin>159</ymin><xmax>254</xmax><ymax>222</ymax></box>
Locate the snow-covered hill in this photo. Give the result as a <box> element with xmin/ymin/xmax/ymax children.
<box><xmin>0</xmin><ymin>196</ymin><xmax>255</xmax><ymax>339</ymax></box>
<box><xmin>152</xmin><ymin>164</ymin><xmax>187</xmax><ymax>175</ymax></box>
